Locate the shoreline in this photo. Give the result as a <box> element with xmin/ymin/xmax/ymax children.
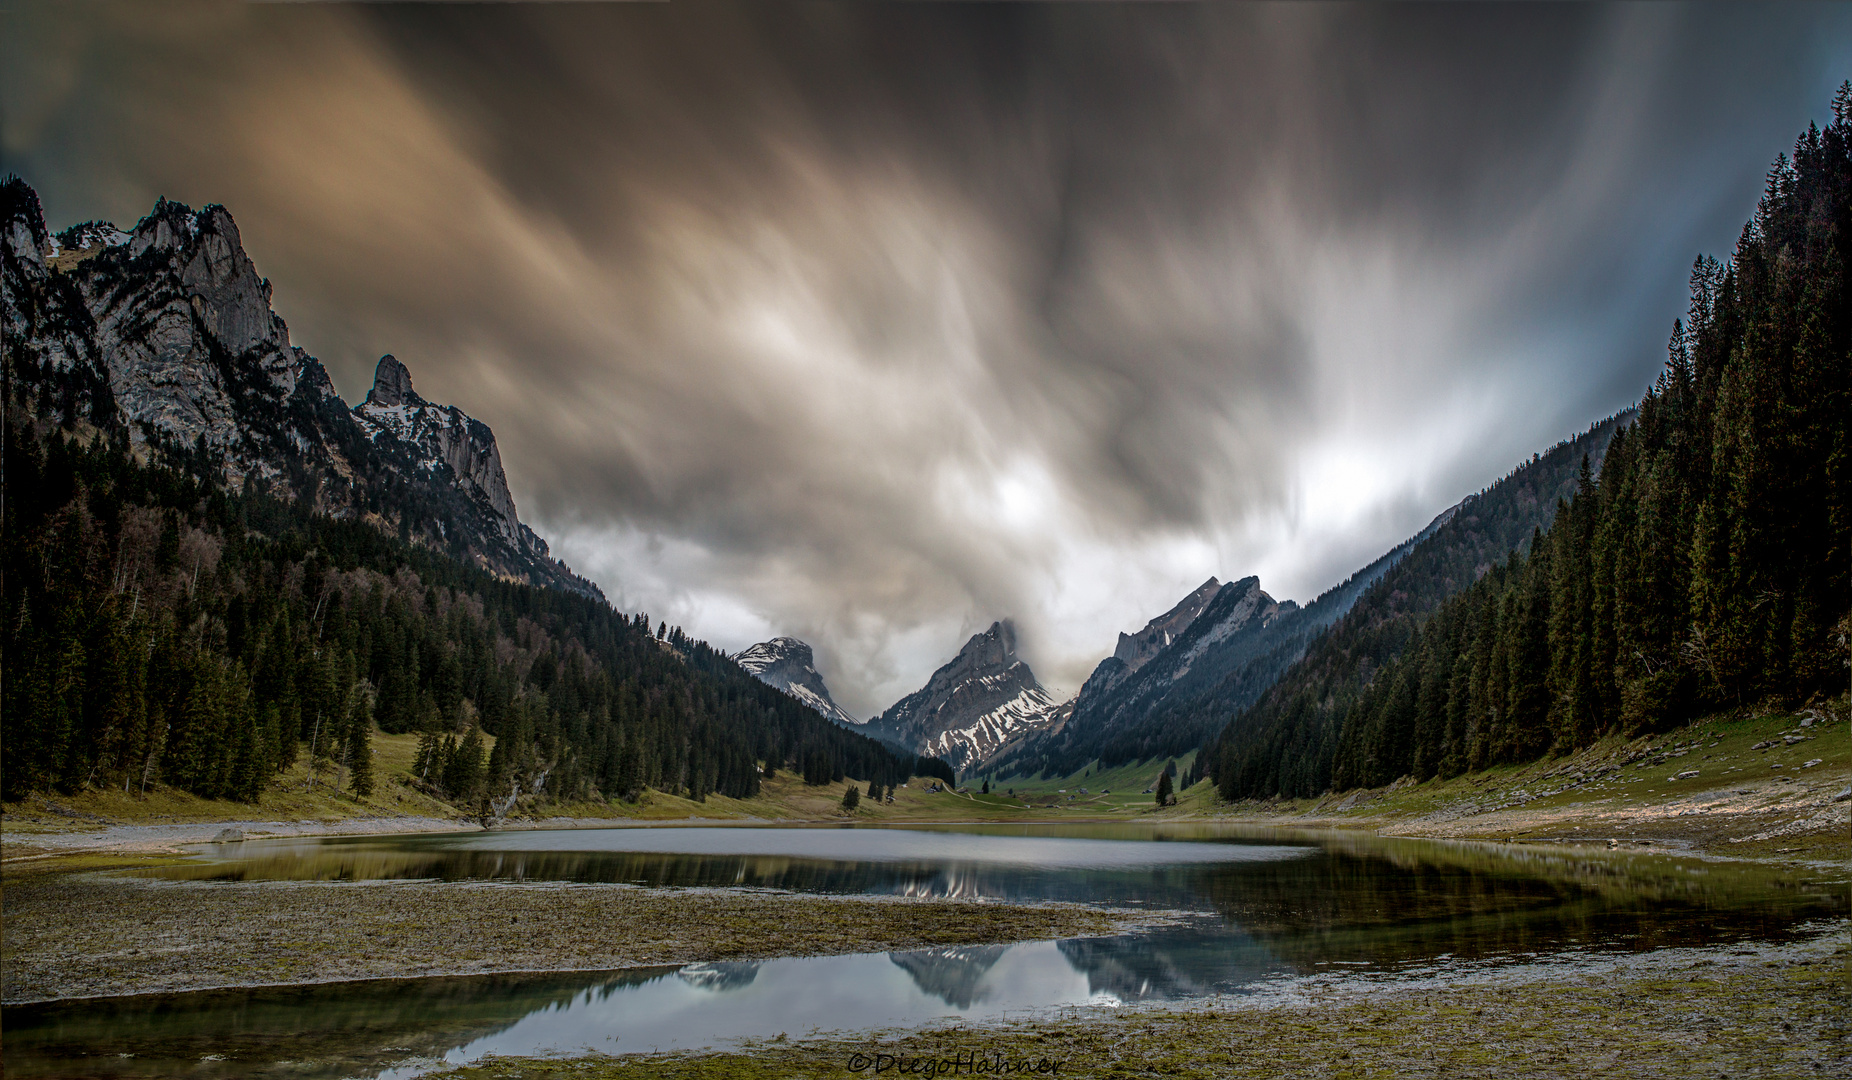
<box><xmin>5</xmin><ymin>708</ymin><xmax>1845</xmax><ymax>864</ymax></box>
<box><xmin>423</xmin><ymin>924</ymin><xmax>1851</xmax><ymax>1080</ymax></box>
<box><xmin>4</xmin><ymin>795</ymin><xmax>1843</xmax><ymax>864</ymax></box>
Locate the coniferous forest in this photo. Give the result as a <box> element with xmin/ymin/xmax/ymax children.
<box><xmin>1211</xmin><ymin>90</ymin><xmax>1852</xmax><ymax>800</ymax></box>
<box><xmin>0</xmin><ymin>418</ymin><xmax>951</xmax><ymax>808</ymax></box>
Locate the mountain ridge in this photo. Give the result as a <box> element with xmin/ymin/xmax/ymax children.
<box><xmin>985</xmin><ymin>414</ymin><xmax>1625</xmax><ymax>782</ymax></box>
<box><xmin>1</xmin><ymin>176</ymin><xmax>595</xmax><ymax>600</ymax></box>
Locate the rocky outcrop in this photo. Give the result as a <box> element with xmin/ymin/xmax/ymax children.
<box><xmin>1077</xmin><ymin>577</ymin><xmax>1226</xmax><ymax>704</ymax></box>
<box><xmin>1</xmin><ymin>176</ymin><xmax>594</xmax><ymax>599</ymax></box>
<box><xmin>734</xmin><ymin>637</ymin><xmax>862</xmax><ymax>729</ymax></box>
<box><xmin>354</xmin><ymin>355</ymin><xmax>530</xmax><ymax>553</ymax></box>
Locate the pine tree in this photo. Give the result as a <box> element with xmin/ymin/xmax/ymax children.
<box><xmin>345</xmin><ymin>683</ymin><xmax>375</xmax><ymax>799</ymax></box>
<box><xmin>1155</xmin><ymin>771</ymin><xmax>1173</xmax><ymax>807</ymax></box>
<box><xmin>444</xmin><ymin>727</ymin><xmax>485</xmax><ymax>799</ymax></box>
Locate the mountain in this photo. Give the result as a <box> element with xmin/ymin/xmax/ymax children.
<box><xmin>887</xmin><ymin>946</ymin><xmax>1010</xmax><ymax>1009</ymax></box>
<box><xmin>1085</xmin><ymin>577</ymin><xmax>1225</xmax><ymax>701</ymax></box>
<box><xmin>989</xmin><ymin>405</ymin><xmax>1632</xmax><ymax>784</ymax></box>
<box><xmin>983</xmin><ymin>506</ymin><xmax>1459</xmax><ymax>780</ymax></box>
<box><xmin>864</xmin><ymin>621</ymin><xmax>1065</xmax><ymax>775</ymax></box>
<box><xmin>733</xmin><ymin>637</ymin><xmax>862</xmax><ymax>729</ymax></box>
<box><xmin>1</xmin><ymin>177</ymin><xmax>596</xmax><ymax>599</ymax></box>
<box><xmin>1207</xmin><ymin>415</ymin><xmax>1627</xmax><ymax>798</ymax></box>
<box><xmin>1212</xmin><ymin>96</ymin><xmax>1851</xmax><ymax>798</ymax></box>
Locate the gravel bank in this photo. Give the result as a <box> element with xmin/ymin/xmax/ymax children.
<box><xmin>0</xmin><ymin>869</ymin><xmax>1141</xmax><ymax>1004</ymax></box>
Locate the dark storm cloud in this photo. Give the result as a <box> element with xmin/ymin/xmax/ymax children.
<box><xmin>5</xmin><ymin>2</ymin><xmax>1848</xmax><ymax>711</ymax></box>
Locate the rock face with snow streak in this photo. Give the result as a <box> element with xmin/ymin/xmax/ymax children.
<box><xmin>1</xmin><ymin>177</ymin><xmax>594</xmax><ymax>598</ymax></box>
<box><xmin>1082</xmin><ymin>577</ymin><xmax>1225</xmax><ymax>702</ymax></box>
<box><xmin>734</xmin><ymin>637</ymin><xmax>862</xmax><ymax>729</ymax></box>
<box><xmin>865</xmin><ymin>621</ymin><xmax>1066</xmax><ymax>775</ymax></box>
<box><xmin>354</xmin><ymin>354</ymin><xmax>543</xmax><ymax>557</ymax></box>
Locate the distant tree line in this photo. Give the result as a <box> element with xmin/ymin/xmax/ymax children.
<box><xmin>1</xmin><ymin>418</ymin><xmax>950</xmax><ymax>806</ymax></box>
<box><xmin>1211</xmin><ymin>88</ymin><xmax>1852</xmax><ymax>799</ymax></box>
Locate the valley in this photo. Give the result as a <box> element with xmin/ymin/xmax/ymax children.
<box><xmin>3</xmin><ymin>13</ymin><xmax>1849</xmax><ymax>1080</ymax></box>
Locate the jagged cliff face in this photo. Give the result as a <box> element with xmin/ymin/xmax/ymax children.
<box><xmin>1</xmin><ymin>178</ymin><xmax>593</xmax><ymax>598</ymax></box>
<box><xmin>977</xmin><ymin>576</ymin><xmax>1294</xmax><ymax>777</ymax></box>
<box><xmin>1080</xmin><ymin>576</ymin><xmax>1226</xmax><ymax>703</ymax></box>
<box><xmin>1115</xmin><ymin>577</ymin><xmax>1223</xmax><ymax>671</ymax></box>
<box><xmin>354</xmin><ymin>354</ymin><xmax>540</xmax><ymax>556</ymax></box>
<box><xmin>4</xmin><ymin>187</ymin><xmax>342</xmax><ymax>491</ymax></box>
<box><xmin>1066</xmin><ymin>577</ymin><xmax>1292</xmax><ymax>743</ymax></box>
<box><xmin>866</xmin><ymin>620</ymin><xmax>1065</xmax><ymax>774</ymax></box>
<box><xmin>734</xmin><ymin>637</ymin><xmax>862</xmax><ymax>729</ymax></box>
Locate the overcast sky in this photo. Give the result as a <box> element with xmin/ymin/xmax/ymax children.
<box><xmin>5</xmin><ymin>2</ymin><xmax>1848</xmax><ymax>714</ymax></box>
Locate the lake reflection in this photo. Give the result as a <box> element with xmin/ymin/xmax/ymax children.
<box><xmin>7</xmin><ymin>823</ymin><xmax>1842</xmax><ymax>1079</ymax></box>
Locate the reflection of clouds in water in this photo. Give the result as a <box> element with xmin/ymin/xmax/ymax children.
<box><xmin>380</xmin><ymin>928</ymin><xmax>1272</xmax><ymax>1075</ymax></box>
<box><xmin>37</xmin><ymin>820</ymin><xmax>1835</xmax><ymax>1079</ymax></box>
<box><xmin>386</xmin><ymin>943</ymin><xmax>1106</xmax><ymax>1069</ymax></box>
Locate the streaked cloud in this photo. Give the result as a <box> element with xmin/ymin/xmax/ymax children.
<box><xmin>5</xmin><ymin>1</ymin><xmax>1847</xmax><ymax>712</ymax></box>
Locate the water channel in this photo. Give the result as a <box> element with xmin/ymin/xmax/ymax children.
<box><xmin>6</xmin><ymin>822</ymin><xmax>1841</xmax><ymax>1078</ymax></box>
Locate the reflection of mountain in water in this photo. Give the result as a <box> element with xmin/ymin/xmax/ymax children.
<box><xmin>1057</xmin><ymin>927</ymin><xmax>1280</xmax><ymax>1001</ymax></box>
<box><xmin>151</xmin><ymin>830</ymin><xmax>1846</xmax><ymax>978</ymax></box>
<box><xmin>888</xmin><ymin>945</ymin><xmax>1009</xmax><ymax>1009</ymax></box>
<box><xmin>153</xmin><ymin>847</ymin><xmax>1249</xmax><ymax>909</ymax></box>
<box><xmin>677</xmin><ymin>961</ymin><xmax>763</xmax><ymax>992</ymax></box>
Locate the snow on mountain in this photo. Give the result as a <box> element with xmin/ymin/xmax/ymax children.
<box><xmin>865</xmin><ymin>620</ymin><xmax>1067</xmax><ymax>775</ymax></box>
<box><xmin>353</xmin><ymin>354</ymin><xmax>541</xmax><ymax>557</ymax></box>
<box><xmin>733</xmin><ymin>637</ymin><xmax>863</xmax><ymax>729</ymax></box>
<box><xmin>1075</xmin><ymin>576</ymin><xmax>1226</xmax><ymax>703</ymax></box>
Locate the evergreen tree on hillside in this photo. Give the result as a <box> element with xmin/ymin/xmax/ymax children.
<box><xmin>0</xmin><ymin>417</ymin><xmax>945</xmax><ymax>806</ymax></box>
<box><xmin>344</xmin><ymin>683</ymin><xmax>375</xmax><ymax>798</ymax></box>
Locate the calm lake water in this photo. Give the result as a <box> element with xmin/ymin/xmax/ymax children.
<box><xmin>7</xmin><ymin>822</ymin><xmax>1842</xmax><ymax>1079</ymax></box>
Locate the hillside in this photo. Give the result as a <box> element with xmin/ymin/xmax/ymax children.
<box><xmin>1211</xmin><ymin>89</ymin><xmax>1852</xmax><ymax>800</ymax></box>
<box><xmin>1</xmin><ymin>182</ymin><xmax>954</xmax><ymax>812</ymax></box>
<box><xmin>0</xmin><ymin>178</ymin><xmax>593</xmax><ymax>598</ymax></box>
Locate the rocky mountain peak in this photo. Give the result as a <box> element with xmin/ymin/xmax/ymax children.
<box><xmin>365</xmin><ymin>354</ymin><xmax>423</xmax><ymax>409</ymax></box>
<box><xmin>1113</xmin><ymin>577</ymin><xmax>1222</xmax><ymax>673</ymax></box>
<box><xmin>3</xmin><ymin>177</ymin><xmax>49</xmax><ymax>271</ymax></box>
<box><xmin>867</xmin><ymin>618</ymin><xmax>1063</xmax><ymax>774</ymax></box>
<box><xmin>735</xmin><ymin>636</ymin><xmax>862</xmax><ymax>728</ymax></box>
<box><xmin>2</xmin><ymin>177</ymin><xmax>600</xmax><ymax>601</ymax></box>
<box><xmin>954</xmin><ymin>620</ymin><xmax>1020</xmax><ymax>672</ymax></box>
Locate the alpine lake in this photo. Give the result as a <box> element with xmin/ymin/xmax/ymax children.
<box><xmin>6</xmin><ymin>822</ymin><xmax>1843</xmax><ymax>1078</ymax></box>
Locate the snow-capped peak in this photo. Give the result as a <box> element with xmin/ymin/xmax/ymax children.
<box><xmin>867</xmin><ymin>619</ymin><xmax>1068</xmax><ymax>774</ymax></box>
<box><xmin>735</xmin><ymin>637</ymin><xmax>863</xmax><ymax>728</ymax></box>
